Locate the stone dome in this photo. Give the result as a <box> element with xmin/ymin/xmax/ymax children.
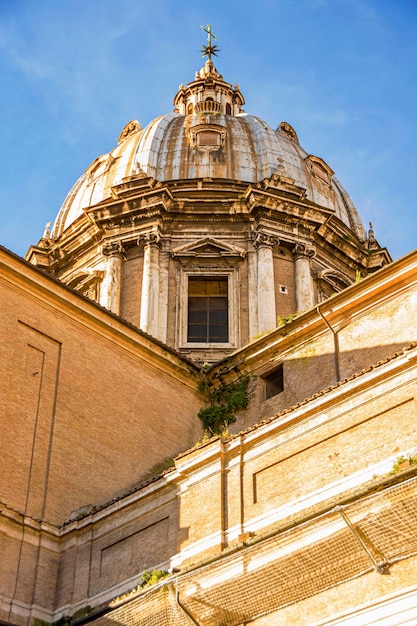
<box><xmin>52</xmin><ymin>60</ymin><xmax>365</xmax><ymax>241</ymax></box>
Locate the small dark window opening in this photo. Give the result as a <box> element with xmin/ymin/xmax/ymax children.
<box><xmin>264</xmin><ymin>364</ymin><xmax>284</xmax><ymax>399</ymax></box>
<box><xmin>225</xmin><ymin>103</ymin><xmax>232</xmax><ymax>115</ymax></box>
<box><xmin>187</xmin><ymin>277</ymin><xmax>228</xmax><ymax>343</ymax></box>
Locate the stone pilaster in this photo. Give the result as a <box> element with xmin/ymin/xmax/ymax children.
<box><xmin>157</xmin><ymin>247</ymin><xmax>169</xmax><ymax>344</ymax></box>
<box><xmin>140</xmin><ymin>232</ymin><xmax>161</xmax><ymax>338</ymax></box>
<box><xmin>247</xmin><ymin>250</ymin><xmax>259</xmax><ymax>340</ymax></box>
<box><xmin>101</xmin><ymin>241</ymin><xmax>124</xmax><ymax>315</ymax></box>
<box><xmin>293</xmin><ymin>243</ymin><xmax>316</xmax><ymax>312</ymax></box>
<box><xmin>254</xmin><ymin>232</ymin><xmax>279</xmax><ymax>333</ymax></box>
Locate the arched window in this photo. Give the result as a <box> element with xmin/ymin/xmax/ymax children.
<box><xmin>187</xmin><ymin>103</ymin><xmax>194</xmax><ymax>115</ymax></box>
<box><xmin>225</xmin><ymin>103</ymin><xmax>232</xmax><ymax>115</ymax></box>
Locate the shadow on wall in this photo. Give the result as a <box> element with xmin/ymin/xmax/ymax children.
<box><xmin>230</xmin><ymin>341</ymin><xmax>415</xmax><ymax>431</ymax></box>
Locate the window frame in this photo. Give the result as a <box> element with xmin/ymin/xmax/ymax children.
<box><xmin>178</xmin><ymin>267</ymin><xmax>238</xmax><ymax>349</ymax></box>
<box><xmin>187</xmin><ymin>276</ymin><xmax>229</xmax><ymax>344</ymax></box>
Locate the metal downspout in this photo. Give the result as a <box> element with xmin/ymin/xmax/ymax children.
<box><xmin>316</xmin><ymin>304</ymin><xmax>340</xmax><ymax>382</ymax></box>
<box><xmin>175</xmin><ymin>581</ymin><xmax>203</xmax><ymax>625</ymax></box>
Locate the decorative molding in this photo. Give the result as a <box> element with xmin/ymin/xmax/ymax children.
<box><xmin>138</xmin><ymin>230</ymin><xmax>161</xmax><ymax>247</ymax></box>
<box><xmin>172</xmin><ymin>237</ymin><xmax>246</xmax><ymax>259</ymax></box>
<box><xmin>189</xmin><ymin>122</ymin><xmax>226</xmax><ymax>151</ymax></box>
<box><xmin>66</xmin><ymin>269</ymin><xmax>105</xmax><ymax>302</ymax></box>
<box><xmin>254</xmin><ymin>231</ymin><xmax>279</xmax><ymax>249</ymax></box>
<box><xmin>118</xmin><ymin>120</ymin><xmax>142</xmax><ymax>144</ymax></box>
<box><xmin>316</xmin><ymin>269</ymin><xmax>352</xmax><ymax>293</ymax></box>
<box><xmin>277</xmin><ymin>121</ymin><xmax>299</xmax><ymax>144</ymax></box>
<box><xmin>102</xmin><ymin>241</ymin><xmax>125</xmax><ymax>257</ymax></box>
<box><xmin>292</xmin><ymin>242</ymin><xmax>316</xmax><ymax>260</ymax></box>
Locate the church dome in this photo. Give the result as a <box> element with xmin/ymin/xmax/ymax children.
<box><xmin>52</xmin><ymin>59</ymin><xmax>365</xmax><ymax>240</ymax></box>
<box><xmin>28</xmin><ymin>43</ymin><xmax>390</xmax><ymax>362</ymax></box>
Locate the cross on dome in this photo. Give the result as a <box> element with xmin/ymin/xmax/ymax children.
<box><xmin>200</xmin><ymin>24</ymin><xmax>220</xmax><ymax>59</ymax></box>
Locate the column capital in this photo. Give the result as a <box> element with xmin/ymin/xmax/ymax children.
<box><xmin>292</xmin><ymin>242</ymin><xmax>316</xmax><ymax>260</ymax></box>
<box><xmin>102</xmin><ymin>241</ymin><xmax>125</xmax><ymax>257</ymax></box>
<box><xmin>137</xmin><ymin>230</ymin><xmax>161</xmax><ymax>248</ymax></box>
<box><xmin>254</xmin><ymin>231</ymin><xmax>279</xmax><ymax>249</ymax></box>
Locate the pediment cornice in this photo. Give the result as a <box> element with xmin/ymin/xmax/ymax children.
<box><xmin>171</xmin><ymin>237</ymin><xmax>246</xmax><ymax>258</ymax></box>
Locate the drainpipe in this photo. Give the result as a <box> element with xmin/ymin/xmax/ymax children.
<box><xmin>316</xmin><ymin>304</ymin><xmax>340</xmax><ymax>383</ymax></box>
<box><xmin>239</xmin><ymin>434</ymin><xmax>245</xmax><ymax>536</ymax></box>
<box><xmin>175</xmin><ymin>582</ymin><xmax>203</xmax><ymax>625</ymax></box>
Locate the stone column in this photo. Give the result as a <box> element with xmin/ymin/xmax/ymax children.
<box><xmin>293</xmin><ymin>243</ymin><xmax>316</xmax><ymax>312</ymax></box>
<box><xmin>102</xmin><ymin>241</ymin><xmax>124</xmax><ymax>315</ymax></box>
<box><xmin>247</xmin><ymin>250</ymin><xmax>259</xmax><ymax>340</ymax></box>
<box><xmin>157</xmin><ymin>248</ymin><xmax>169</xmax><ymax>344</ymax></box>
<box><xmin>254</xmin><ymin>232</ymin><xmax>279</xmax><ymax>333</ymax></box>
<box><xmin>140</xmin><ymin>232</ymin><xmax>161</xmax><ymax>338</ymax></box>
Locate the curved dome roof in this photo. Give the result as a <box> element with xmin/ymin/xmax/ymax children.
<box><xmin>52</xmin><ymin>61</ymin><xmax>366</xmax><ymax>241</ymax></box>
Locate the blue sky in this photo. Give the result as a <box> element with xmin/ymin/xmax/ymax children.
<box><xmin>0</xmin><ymin>0</ymin><xmax>416</xmax><ymax>260</ymax></box>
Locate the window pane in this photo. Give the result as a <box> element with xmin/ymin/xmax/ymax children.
<box><xmin>208</xmin><ymin>324</ymin><xmax>228</xmax><ymax>342</ymax></box>
<box><xmin>187</xmin><ymin>277</ymin><xmax>229</xmax><ymax>344</ymax></box>
<box><xmin>188</xmin><ymin>279</ymin><xmax>207</xmax><ymax>296</ymax></box>
<box><xmin>188</xmin><ymin>298</ymin><xmax>208</xmax><ymax>324</ymax></box>
<box><xmin>188</xmin><ymin>276</ymin><xmax>228</xmax><ymax>296</ymax></box>
<box><xmin>209</xmin><ymin>298</ymin><xmax>228</xmax><ymax>312</ymax></box>
<box><xmin>188</xmin><ymin>325</ymin><xmax>207</xmax><ymax>342</ymax></box>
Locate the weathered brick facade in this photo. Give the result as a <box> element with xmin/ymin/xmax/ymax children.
<box><xmin>2</xmin><ymin>247</ymin><xmax>417</xmax><ymax>625</ymax></box>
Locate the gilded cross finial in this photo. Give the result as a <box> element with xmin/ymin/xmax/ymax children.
<box><xmin>200</xmin><ymin>24</ymin><xmax>220</xmax><ymax>59</ymax></box>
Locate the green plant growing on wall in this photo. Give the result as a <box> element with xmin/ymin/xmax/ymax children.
<box><xmin>390</xmin><ymin>455</ymin><xmax>417</xmax><ymax>474</ymax></box>
<box><xmin>277</xmin><ymin>313</ymin><xmax>298</xmax><ymax>327</ymax></box>
<box><xmin>141</xmin><ymin>569</ymin><xmax>169</xmax><ymax>588</ymax></box>
<box><xmin>198</xmin><ymin>377</ymin><xmax>250</xmax><ymax>436</ymax></box>
<box><xmin>110</xmin><ymin>571</ymin><xmax>170</xmax><ymax>605</ymax></box>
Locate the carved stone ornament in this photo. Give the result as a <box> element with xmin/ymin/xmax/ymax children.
<box><xmin>102</xmin><ymin>241</ymin><xmax>125</xmax><ymax>256</ymax></box>
<box><xmin>118</xmin><ymin>120</ymin><xmax>142</xmax><ymax>144</ymax></box>
<box><xmin>190</xmin><ymin>123</ymin><xmax>226</xmax><ymax>151</ymax></box>
<box><xmin>316</xmin><ymin>269</ymin><xmax>351</xmax><ymax>291</ymax></box>
<box><xmin>278</xmin><ymin>121</ymin><xmax>299</xmax><ymax>144</ymax></box>
<box><xmin>137</xmin><ymin>230</ymin><xmax>161</xmax><ymax>247</ymax></box>
<box><xmin>254</xmin><ymin>231</ymin><xmax>280</xmax><ymax>249</ymax></box>
<box><xmin>292</xmin><ymin>242</ymin><xmax>316</xmax><ymax>260</ymax></box>
<box><xmin>171</xmin><ymin>237</ymin><xmax>245</xmax><ymax>259</ymax></box>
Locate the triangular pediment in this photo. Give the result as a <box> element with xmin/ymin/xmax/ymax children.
<box><xmin>171</xmin><ymin>237</ymin><xmax>246</xmax><ymax>258</ymax></box>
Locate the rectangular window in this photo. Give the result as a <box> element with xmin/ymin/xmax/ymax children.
<box><xmin>264</xmin><ymin>364</ymin><xmax>284</xmax><ymax>399</ymax></box>
<box><xmin>198</xmin><ymin>131</ymin><xmax>220</xmax><ymax>146</ymax></box>
<box><xmin>187</xmin><ymin>277</ymin><xmax>228</xmax><ymax>343</ymax></box>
